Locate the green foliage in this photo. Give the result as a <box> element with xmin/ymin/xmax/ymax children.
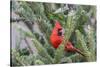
<box><xmin>65</xmin><ymin>11</ymin><xmax>76</xmax><ymax>40</ymax></box>
<box><xmin>54</xmin><ymin>44</ymin><xmax>64</xmax><ymax>63</ymax></box>
<box><xmin>11</xmin><ymin>1</ymin><xmax>96</xmax><ymax>66</ymax></box>
<box><xmin>32</xmin><ymin>38</ymin><xmax>54</xmax><ymax>64</ymax></box>
<box><xmin>75</xmin><ymin>6</ymin><xmax>89</xmax><ymax>33</ymax></box>
<box><xmin>34</xmin><ymin>60</ymin><xmax>44</xmax><ymax>65</ymax></box>
<box><xmin>19</xmin><ymin>1</ymin><xmax>36</xmax><ymax>21</ymax></box>
<box><xmin>75</xmin><ymin>30</ymin><xmax>96</xmax><ymax>61</ymax></box>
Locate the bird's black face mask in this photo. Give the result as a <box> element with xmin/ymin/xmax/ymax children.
<box><xmin>57</xmin><ymin>28</ymin><xmax>64</xmax><ymax>36</ymax></box>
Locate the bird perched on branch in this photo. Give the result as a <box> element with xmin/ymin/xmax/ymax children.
<box><xmin>50</xmin><ymin>20</ymin><xmax>85</xmax><ymax>56</ymax></box>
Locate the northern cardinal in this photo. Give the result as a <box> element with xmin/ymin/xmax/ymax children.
<box><xmin>50</xmin><ymin>20</ymin><xmax>85</xmax><ymax>56</ymax></box>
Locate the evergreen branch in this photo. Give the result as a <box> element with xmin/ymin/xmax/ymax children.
<box><xmin>87</xmin><ymin>26</ymin><xmax>95</xmax><ymax>53</ymax></box>
<box><xmin>75</xmin><ymin>30</ymin><xmax>93</xmax><ymax>62</ymax></box>
<box><xmin>19</xmin><ymin>1</ymin><xmax>36</xmax><ymax>21</ymax></box>
<box><xmin>64</xmin><ymin>10</ymin><xmax>77</xmax><ymax>43</ymax></box>
<box><xmin>54</xmin><ymin>5</ymin><xmax>69</xmax><ymax>14</ymax></box>
<box><xmin>12</xmin><ymin>49</ymin><xmax>25</xmax><ymax>66</ymax></box>
<box><xmin>34</xmin><ymin>60</ymin><xmax>45</xmax><ymax>65</ymax></box>
<box><xmin>86</xmin><ymin>26</ymin><xmax>96</xmax><ymax>61</ymax></box>
<box><xmin>32</xmin><ymin>38</ymin><xmax>54</xmax><ymax>64</ymax></box>
<box><xmin>68</xmin><ymin>54</ymin><xmax>83</xmax><ymax>62</ymax></box>
<box><xmin>75</xmin><ymin>30</ymin><xmax>88</xmax><ymax>52</ymax></box>
<box><xmin>60</xmin><ymin>57</ymin><xmax>72</xmax><ymax>63</ymax></box>
<box><xmin>54</xmin><ymin>44</ymin><xmax>65</xmax><ymax>63</ymax></box>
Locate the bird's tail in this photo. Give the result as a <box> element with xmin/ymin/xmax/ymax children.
<box><xmin>74</xmin><ymin>48</ymin><xmax>85</xmax><ymax>56</ymax></box>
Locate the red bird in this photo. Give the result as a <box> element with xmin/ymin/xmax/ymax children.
<box><xmin>50</xmin><ymin>20</ymin><xmax>84</xmax><ymax>56</ymax></box>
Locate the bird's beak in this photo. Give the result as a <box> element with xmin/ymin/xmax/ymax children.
<box><xmin>61</xmin><ymin>28</ymin><xmax>65</xmax><ymax>37</ymax></box>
